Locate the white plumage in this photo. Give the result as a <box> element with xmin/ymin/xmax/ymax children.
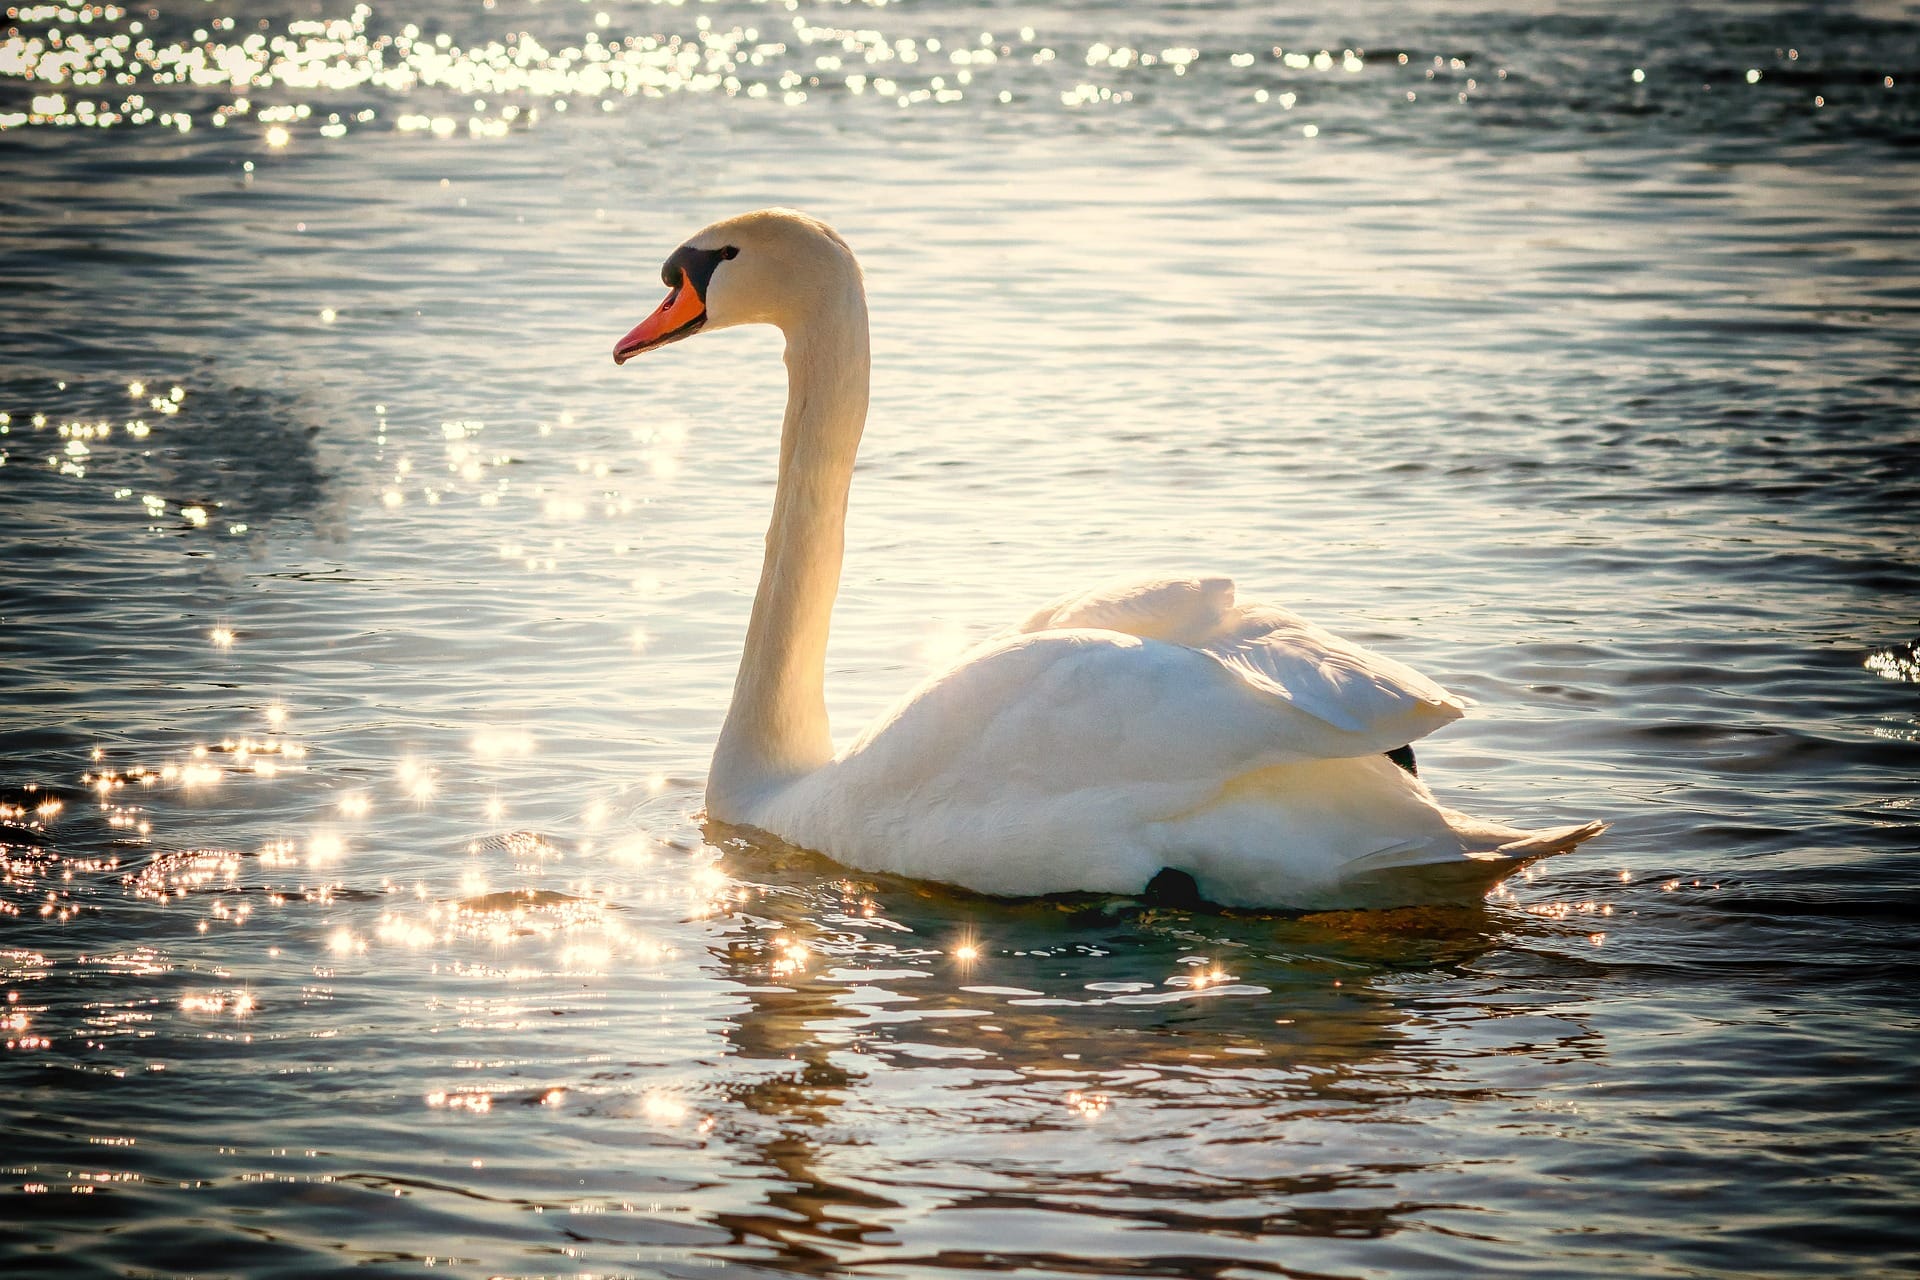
<box><xmin>614</xmin><ymin>209</ymin><xmax>1604</xmax><ymax>910</ymax></box>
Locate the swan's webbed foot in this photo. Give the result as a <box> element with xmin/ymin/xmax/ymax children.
<box><xmin>1385</xmin><ymin>744</ymin><xmax>1418</xmax><ymax>776</ymax></box>
<box><xmin>1143</xmin><ymin>867</ymin><xmax>1204</xmax><ymax>909</ymax></box>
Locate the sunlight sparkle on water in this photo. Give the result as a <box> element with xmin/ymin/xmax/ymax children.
<box><xmin>397</xmin><ymin>759</ymin><xmax>436</xmax><ymax>802</ymax></box>
<box><xmin>640</xmin><ymin>1092</ymin><xmax>690</xmax><ymax>1126</ymax></box>
<box><xmin>0</xmin><ymin>0</ymin><xmax>1615</xmax><ymax>151</ymax></box>
<box><xmin>376</xmin><ymin>912</ymin><xmax>436</xmax><ymax>949</ymax></box>
<box><xmin>770</xmin><ymin>933</ymin><xmax>812</xmax><ymax>977</ymax></box>
<box><xmin>470</xmin><ymin>729</ymin><xmax>535</xmax><ymax>759</ymax></box>
<box><xmin>1065</xmin><ymin>1090</ymin><xmax>1111</xmax><ymax>1120</ymax></box>
<box><xmin>426</xmin><ymin>1089</ymin><xmax>492</xmax><ymax>1113</ymax></box>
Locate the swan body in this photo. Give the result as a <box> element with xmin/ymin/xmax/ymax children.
<box><xmin>614</xmin><ymin>209</ymin><xmax>1604</xmax><ymax>910</ymax></box>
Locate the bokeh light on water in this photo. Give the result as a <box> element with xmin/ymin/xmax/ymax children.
<box><xmin>4</xmin><ymin>0</ymin><xmax>1920</xmax><ymax>1276</ymax></box>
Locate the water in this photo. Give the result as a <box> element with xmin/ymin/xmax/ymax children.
<box><xmin>4</xmin><ymin>1</ymin><xmax>1919</xmax><ymax>1275</ymax></box>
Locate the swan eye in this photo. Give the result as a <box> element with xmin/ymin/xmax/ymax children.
<box><xmin>660</xmin><ymin>244</ymin><xmax>735</xmax><ymax>298</ymax></box>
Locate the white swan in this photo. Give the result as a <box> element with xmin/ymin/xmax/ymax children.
<box><xmin>613</xmin><ymin>208</ymin><xmax>1604</xmax><ymax>910</ymax></box>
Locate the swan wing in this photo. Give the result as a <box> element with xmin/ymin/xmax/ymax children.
<box><xmin>842</xmin><ymin>629</ymin><xmax>1410</xmax><ymax>808</ymax></box>
<box><xmin>1012</xmin><ymin>575</ymin><xmax>1464</xmax><ymax>752</ymax></box>
<box><xmin>1204</xmin><ymin>602</ymin><xmax>1464</xmax><ymax>748</ymax></box>
<box><xmin>1012</xmin><ymin>575</ymin><xmax>1239</xmax><ymax>644</ymax></box>
<box><xmin>797</xmin><ymin>630</ymin><xmax>1566</xmax><ymax>902</ymax></box>
<box><xmin>807</xmin><ymin>630</ymin><xmax>1391</xmax><ymax>893</ymax></box>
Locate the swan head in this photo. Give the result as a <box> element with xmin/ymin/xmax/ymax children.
<box><xmin>612</xmin><ymin>208</ymin><xmax>860</xmax><ymax>365</ymax></box>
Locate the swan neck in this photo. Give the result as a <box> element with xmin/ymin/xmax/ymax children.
<box><xmin>709</xmin><ymin>292</ymin><xmax>869</xmax><ymax>816</ymax></box>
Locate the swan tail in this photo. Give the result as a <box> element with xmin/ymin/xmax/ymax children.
<box><xmin>1336</xmin><ymin>819</ymin><xmax>1608</xmax><ymax>907</ymax></box>
<box><xmin>1493</xmin><ymin>819</ymin><xmax>1609</xmax><ymax>860</ymax></box>
<box><xmin>1156</xmin><ymin>753</ymin><xmax>1609</xmax><ymax>909</ymax></box>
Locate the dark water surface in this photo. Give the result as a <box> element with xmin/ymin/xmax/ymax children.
<box><xmin>4</xmin><ymin>1</ymin><xmax>1919</xmax><ymax>1276</ymax></box>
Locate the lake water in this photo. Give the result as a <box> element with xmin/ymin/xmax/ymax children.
<box><xmin>3</xmin><ymin>1</ymin><xmax>1919</xmax><ymax>1276</ymax></box>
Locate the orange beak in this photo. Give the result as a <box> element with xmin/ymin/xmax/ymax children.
<box><xmin>613</xmin><ymin>270</ymin><xmax>707</xmax><ymax>364</ymax></box>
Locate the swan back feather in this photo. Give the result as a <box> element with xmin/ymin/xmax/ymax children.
<box><xmin>1014</xmin><ymin>575</ymin><xmax>1464</xmax><ymax>755</ymax></box>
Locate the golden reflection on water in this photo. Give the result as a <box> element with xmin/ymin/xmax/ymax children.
<box><xmin>653</xmin><ymin>822</ymin><xmax>1583</xmax><ymax>1267</ymax></box>
<box><xmin>0</xmin><ymin>0</ymin><xmax>1475</xmax><ymax>150</ymax></box>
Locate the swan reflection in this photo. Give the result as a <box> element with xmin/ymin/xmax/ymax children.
<box><xmin>689</xmin><ymin>821</ymin><xmax>1596</xmax><ymax>1269</ymax></box>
